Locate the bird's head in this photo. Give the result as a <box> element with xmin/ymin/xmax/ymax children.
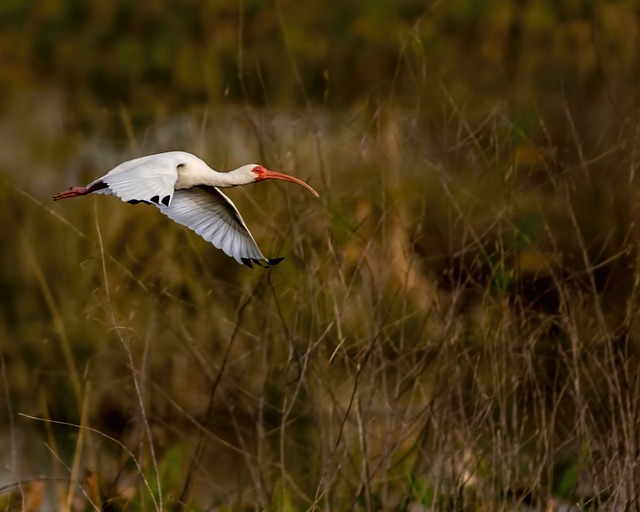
<box><xmin>235</xmin><ymin>164</ymin><xmax>319</xmax><ymax>197</ymax></box>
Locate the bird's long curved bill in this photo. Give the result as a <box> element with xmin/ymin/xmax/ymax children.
<box><xmin>264</xmin><ymin>170</ymin><xmax>320</xmax><ymax>198</ymax></box>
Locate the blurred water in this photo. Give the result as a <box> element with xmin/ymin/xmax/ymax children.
<box><xmin>0</xmin><ymin>426</ymin><xmax>61</xmax><ymax>511</ymax></box>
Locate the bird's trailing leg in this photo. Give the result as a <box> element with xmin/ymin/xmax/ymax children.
<box><xmin>53</xmin><ymin>181</ymin><xmax>108</xmax><ymax>201</ymax></box>
<box><xmin>53</xmin><ymin>186</ymin><xmax>90</xmax><ymax>201</ymax></box>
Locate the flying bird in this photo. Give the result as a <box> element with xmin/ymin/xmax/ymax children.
<box><xmin>53</xmin><ymin>151</ymin><xmax>319</xmax><ymax>268</ymax></box>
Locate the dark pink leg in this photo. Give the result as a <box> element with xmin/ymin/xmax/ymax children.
<box><xmin>53</xmin><ymin>186</ymin><xmax>90</xmax><ymax>201</ymax></box>
<box><xmin>53</xmin><ymin>181</ymin><xmax>107</xmax><ymax>201</ymax></box>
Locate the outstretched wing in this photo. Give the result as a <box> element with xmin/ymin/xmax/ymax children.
<box><xmin>158</xmin><ymin>185</ymin><xmax>283</xmax><ymax>268</ymax></box>
<box><xmin>93</xmin><ymin>152</ymin><xmax>182</xmax><ymax>207</ymax></box>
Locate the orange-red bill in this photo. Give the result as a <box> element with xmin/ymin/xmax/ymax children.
<box><xmin>262</xmin><ymin>170</ymin><xmax>320</xmax><ymax>198</ymax></box>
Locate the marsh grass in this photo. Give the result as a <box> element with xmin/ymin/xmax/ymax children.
<box><xmin>4</xmin><ymin>99</ymin><xmax>640</xmax><ymax>511</ymax></box>
<box><xmin>3</xmin><ymin>1</ymin><xmax>640</xmax><ymax>510</ymax></box>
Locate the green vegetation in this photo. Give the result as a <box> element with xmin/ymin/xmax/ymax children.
<box><xmin>2</xmin><ymin>0</ymin><xmax>640</xmax><ymax>510</ymax></box>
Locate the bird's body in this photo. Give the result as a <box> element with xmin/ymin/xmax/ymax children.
<box><xmin>53</xmin><ymin>151</ymin><xmax>319</xmax><ymax>267</ymax></box>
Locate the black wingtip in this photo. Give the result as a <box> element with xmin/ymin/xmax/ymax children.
<box><xmin>241</xmin><ymin>257</ymin><xmax>284</xmax><ymax>268</ymax></box>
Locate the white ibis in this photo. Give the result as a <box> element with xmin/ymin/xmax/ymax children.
<box><xmin>53</xmin><ymin>151</ymin><xmax>319</xmax><ymax>268</ymax></box>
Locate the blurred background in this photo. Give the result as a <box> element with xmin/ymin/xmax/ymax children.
<box><xmin>2</xmin><ymin>0</ymin><xmax>640</xmax><ymax>510</ymax></box>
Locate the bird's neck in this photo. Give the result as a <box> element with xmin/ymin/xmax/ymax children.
<box><xmin>176</xmin><ymin>166</ymin><xmax>243</xmax><ymax>189</ymax></box>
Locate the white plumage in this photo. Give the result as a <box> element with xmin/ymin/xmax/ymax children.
<box><xmin>161</xmin><ymin>186</ymin><xmax>266</xmax><ymax>264</ymax></box>
<box><xmin>54</xmin><ymin>151</ymin><xmax>319</xmax><ymax>267</ymax></box>
<box><xmin>95</xmin><ymin>152</ymin><xmax>181</xmax><ymax>206</ymax></box>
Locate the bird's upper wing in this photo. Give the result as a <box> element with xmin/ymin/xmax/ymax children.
<box><xmin>93</xmin><ymin>153</ymin><xmax>180</xmax><ymax>207</ymax></box>
<box><xmin>158</xmin><ymin>185</ymin><xmax>281</xmax><ymax>267</ymax></box>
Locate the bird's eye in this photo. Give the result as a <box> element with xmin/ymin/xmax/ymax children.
<box><xmin>253</xmin><ymin>166</ymin><xmax>262</xmax><ymax>174</ymax></box>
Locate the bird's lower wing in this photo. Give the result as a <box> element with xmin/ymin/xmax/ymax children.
<box><xmin>158</xmin><ymin>186</ymin><xmax>280</xmax><ymax>267</ymax></box>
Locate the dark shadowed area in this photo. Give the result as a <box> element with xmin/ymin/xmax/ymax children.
<box><xmin>2</xmin><ymin>1</ymin><xmax>640</xmax><ymax>510</ymax></box>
